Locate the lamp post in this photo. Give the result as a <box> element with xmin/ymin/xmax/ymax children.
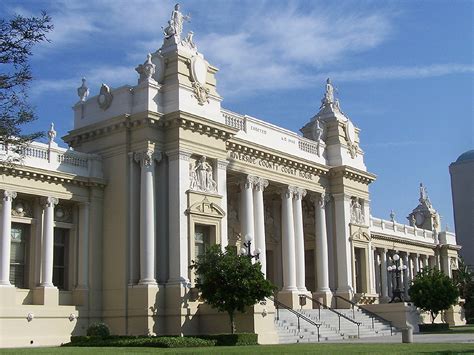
<box><xmin>240</xmin><ymin>234</ymin><xmax>260</xmax><ymax>260</ymax></box>
<box><xmin>387</xmin><ymin>253</ymin><xmax>407</xmax><ymax>303</ymax></box>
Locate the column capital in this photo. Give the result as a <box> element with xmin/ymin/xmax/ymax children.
<box><xmin>135</xmin><ymin>149</ymin><xmax>162</xmax><ymax>166</ymax></box>
<box><xmin>239</xmin><ymin>175</ymin><xmax>255</xmax><ymax>190</ymax></box>
<box><xmin>253</xmin><ymin>177</ymin><xmax>269</xmax><ymax>192</ymax></box>
<box><xmin>310</xmin><ymin>191</ymin><xmax>330</xmax><ymax>207</ymax></box>
<box><xmin>41</xmin><ymin>197</ymin><xmax>58</xmax><ymax>208</ymax></box>
<box><xmin>290</xmin><ymin>186</ymin><xmax>306</xmax><ymax>200</ymax></box>
<box><xmin>280</xmin><ymin>186</ymin><xmax>293</xmax><ymax>199</ymax></box>
<box><xmin>2</xmin><ymin>190</ymin><xmax>17</xmax><ymax>201</ymax></box>
<box><xmin>216</xmin><ymin>159</ymin><xmax>229</xmax><ymax>170</ymax></box>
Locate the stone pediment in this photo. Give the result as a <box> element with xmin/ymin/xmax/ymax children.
<box><xmin>187</xmin><ymin>196</ymin><xmax>225</xmax><ymax>218</ymax></box>
<box><xmin>350</xmin><ymin>227</ymin><xmax>371</xmax><ymax>242</ymax></box>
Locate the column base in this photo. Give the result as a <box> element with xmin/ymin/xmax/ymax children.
<box><xmin>277</xmin><ymin>290</ymin><xmax>311</xmax><ymax>310</ymax></box>
<box><xmin>127</xmin><ymin>283</ymin><xmax>160</xmax><ymax>336</ymax></box>
<box><xmin>312</xmin><ymin>290</ymin><xmax>333</xmax><ymax>308</ymax></box>
<box><xmin>33</xmin><ymin>286</ymin><xmax>59</xmax><ymax>306</ymax></box>
<box><xmin>334</xmin><ymin>289</ymin><xmax>354</xmax><ymax>309</ymax></box>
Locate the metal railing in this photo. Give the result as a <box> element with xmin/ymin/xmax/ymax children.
<box><xmin>269</xmin><ymin>296</ymin><xmax>322</xmax><ymax>342</ymax></box>
<box><xmin>334</xmin><ymin>295</ymin><xmax>393</xmax><ymax>336</ymax></box>
<box><xmin>300</xmin><ymin>294</ymin><xmax>361</xmax><ymax>338</ymax></box>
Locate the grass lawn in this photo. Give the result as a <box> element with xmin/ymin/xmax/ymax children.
<box><xmin>2</xmin><ymin>343</ymin><xmax>474</xmax><ymax>354</ymax></box>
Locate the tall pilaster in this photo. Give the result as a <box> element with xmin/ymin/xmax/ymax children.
<box><xmin>217</xmin><ymin>159</ymin><xmax>229</xmax><ymax>249</ymax></box>
<box><xmin>40</xmin><ymin>197</ymin><xmax>58</xmax><ymax>287</ymax></box>
<box><xmin>167</xmin><ymin>150</ymin><xmax>190</xmax><ymax>284</ymax></box>
<box><xmin>253</xmin><ymin>177</ymin><xmax>269</xmax><ymax>276</ymax></box>
<box><xmin>280</xmin><ymin>187</ymin><xmax>297</xmax><ymax>292</ymax></box>
<box><xmin>240</xmin><ymin>176</ymin><xmax>255</xmax><ymax>245</ymax></box>
<box><xmin>135</xmin><ymin>149</ymin><xmax>161</xmax><ymax>285</ymax></box>
<box><xmin>0</xmin><ymin>191</ymin><xmax>16</xmax><ymax>286</ymax></box>
<box><xmin>402</xmin><ymin>253</ymin><xmax>409</xmax><ymax>298</ymax></box>
<box><xmin>292</xmin><ymin>187</ymin><xmax>307</xmax><ymax>292</ymax></box>
<box><xmin>333</xmin><ymin>194</ymin><xmax>353</xmax><ymax>296</ymax></box>
<box><xmin>77</xmin><ymin>202</ymin><xmax>90</xmax><ymax>289</ymax></box>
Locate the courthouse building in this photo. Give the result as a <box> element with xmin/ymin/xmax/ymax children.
<box><xmin>0</xmin><ymin>5</ymin><xmax>464</xmax><ymax>347</ymax></box>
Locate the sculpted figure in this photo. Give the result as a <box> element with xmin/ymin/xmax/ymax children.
<box><xmin>170</xmin><ymin>3</ymin><xmax>190</xmax><ymax>39</ymax></box>
<box><xmin>350</xmin><ymin>198</ymin><xmax>364</xmax><ymax>224</ymax></box>
<box><xmin>313</xmin><ymin>119</ymin><xmax>323</xmax><ymax>142</ymax></box>
<box><xmin>324</xmin><ymin>78</ymin><xmax>334</xmax><ymax>104</ymax></box>
<box><xmin>190</xmin><ymin>156</ymin><xmax>217</xmax><ymax>192</ymax></box>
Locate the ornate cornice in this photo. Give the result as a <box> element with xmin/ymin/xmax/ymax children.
<box><xmin>329</xmin><ymin>165</ymin><xmax>376</xmax><ymax>185</ymax></box>
<box><xmin>371</xmin><ymin>232</ymin><xmax>437</xmax><ymax>249</ymax></box>
<box><xmin>1</xmin><ymin>166</ymin><xmax>106</xmax><ymax>189</ymax></box>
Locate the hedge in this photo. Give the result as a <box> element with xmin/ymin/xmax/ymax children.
<box><xmin>196</xmin><ymin>333</ymin><xmax>258</xmax><ymax>346</ymax></box>
<box><xmin>418</xmin><ymin>323</ymin><xmax>450</xmax><ymax>332</ymax></box>
<box><xmin>66</xmin><ymin>336</ymin><xmax>216</xmax><ymax>348</ymax></box>
<box><xmin>66</xmin><ymin>333</ymin><xmax>258</xmax><ymax>348</ymax></box>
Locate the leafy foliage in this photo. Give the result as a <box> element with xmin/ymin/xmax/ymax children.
<box><xmin>453</xmin><ymin>257</ymin><xmax>474</xmax><ymax>323</ymax></box>
<box><xmin>408</xmin><ymin>267</ymin><xmax>459</xmax><ymax>324</ymax></box>
<box><xmin>86</xmin><ymin>322</ymin><xmax>110</xmax><ymax>338</ymax></box>
<box><xmin>0</xmin><ymin>11</ymin><xmax>53</xmax><ymax>157</ymax></box>
<box><xmin>190</xmin><ymin>245</ymin><xmax>275</xmax><ymax>333</ymax></box>
<box><xmin>196</xmin><ymin>333</ymin><xmax>258</xmax><ymax>346</ymax></box>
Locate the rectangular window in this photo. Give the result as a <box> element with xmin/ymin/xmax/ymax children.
<box><xmin>10</xmin><ymin>223</ymin><xmax>28</xmax><ymax>288</ymax></box>
<box><xmin>194</xmin><ymin>224</ymin><xmax>211</xmax><ymax>259</ymax></box>
<box><xmin>53</xmin><ymin>228</ymin><xmax>69</xmax><ymax>290</ymax></box>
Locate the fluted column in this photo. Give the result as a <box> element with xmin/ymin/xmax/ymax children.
<box><xmin>0</xmin><ymin>191</ymin><xmax>16</xmax><ymax>286</ymax></box>
<box><xmin>312</xmin><ymin>192</ymin><xmax>330</xmax><ymax>293</ymax></box>
<box><xmin>40</xmin><ymin>197</ymin><xmax>58</xmax><ymax>287</ymax></box>
<box><xmin>402</xmin><ymin>253</ymin><xmax>409</xmax><ymax>298</ymax></box>
<box><xmin>77</xmin><ymin>202</ymin><xmax>90</xmax><ymax>289</ymax></box>
<box><xmin>135</xmin><ymin>149</ymin><xmax>161</xmax><ymax>285</ymax></box>
<box><xmin>293</xmin><ymin>187</ymin><xmax>307</xmax><ymax>292</ymax></box>
<box><xmin>281</xmin><ymin>187</ymin><xmax>297</xmax><ymax>291</ymax></box>
<box><xmin>240</xmin><ymin>176</ymin><xmax>255</xmax><ymax>246</ymax></box>
<box><xmin>253</xmin><ymin>177</ymin><xmax>268</xmax><ymax>276</ymax></box>
<box><xmin>380</xmin><ymin>249</ymin><xmax>389</xmax><ymax>299</ymax></box>
<box><xmin>413</xmin><ymin>254</ymin><xmax>420</xmax><ymax>276</ymax></box>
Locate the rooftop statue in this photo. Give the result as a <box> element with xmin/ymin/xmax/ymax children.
<box><xmin>419</xmin><ymin>182</ymin><xmax>432</xmax><ymax>208</ymax></box>
<box><xmin>321</xmin><ymin>78</ymin><xmax>335</xmax><ymax>106</ymax></box>
<box><xmin>164</xmin><ymin>3</ymin><xmax>191</xmax><ymax>40</ymax></box>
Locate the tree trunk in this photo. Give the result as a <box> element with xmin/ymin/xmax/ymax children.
<box><xmin>431</xmin><ymin>311</ymin><xmax>437</xmax><ymax>324</ymax></box>
<box><xmin>229</xmin><ymin>312</ymin><xmax>236</xmax><ymax>334</ymax></box>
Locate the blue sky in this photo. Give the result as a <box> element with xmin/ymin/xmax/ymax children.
<box><xmin>2</xmin><ymin>0</ymin><xmax>473</xmax><ymax>229</ymax></box>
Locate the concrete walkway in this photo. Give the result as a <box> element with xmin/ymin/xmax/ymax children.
<box><xmin>329</xmin><ymin>333</ymin><xmax>474</xmax><ymax>344</ymax></box>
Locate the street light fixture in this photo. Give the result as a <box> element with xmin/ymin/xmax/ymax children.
<box><xmin>387</xmin><ymin>253</ymin><xmax>407</xmax><ymax>303</ymax></box>
<box><xmin>240</xmin><ymin>234</ymin><xmax>260</xmax><ymax>260</ymax></box>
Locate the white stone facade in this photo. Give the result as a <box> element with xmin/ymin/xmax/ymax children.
<box><xmin>0</xmin><ymin>4</ymin><xmax>463</xmax><ymax>347</ymax></box>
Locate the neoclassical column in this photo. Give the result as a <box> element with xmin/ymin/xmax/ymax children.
<box><xmin>217</xmin><ymin>159</ymin><xmax>229</xmax><ymax>249</ymax></box>
<box><xmin>402</xmin><ymin>253</ymin><xmax>409</xmax><ymax>298</ymax></box>
<box><xmin>380</xmin><ymin>249</ymin><xmax>389</xmax><ymax>299</ymax></box>
<box><xmin>280</xmin><ymin>187</ymin><xmax>297</xmax><ymax>291</ymax></box>
<box><xmin>333</xmin><ymin>193</ymin><xmax>353</xmax><ymax>294</ymax></box>
<box><xmin>422</xmin><ymin>254</ymin><xmax>429</xmax><ymax>270</ymax></box>
<box><xmin>0</xmin><ymin>191</ymin><xmax>17</xmax><ymax>286</ymax></box>
<box><xmin>311</xmin><ymin>192</ymin><xmax>330</xmax><ymax>293</ymax></box>
<box><xmin>77</xmin><ymin>202</ymin><xmax>90</xmax><ymax>289</ymax></box>
<box><xmin>240</xmin><ymin>175</ymin><xmax>255</xmax><ymax>246</ymax></box>
<box><xmin>135</xmin><ymin>149</ymin><xmax>161</xmax><ymax>285</ymax></box>
<box><xmin>413</xmin><ymin>254</ymin><xmax>420</xmax><ymax>277</ymax></box>
<box><xmin>292</xmin><ymin>187</ymin><xmax>307</xmax><ymax>292</ymax></box>
<box><xmin>253</xmin><ymin>177</ymin><xmax>269</xmax><ymax>276</ymax></box>
<box><xmin>374</xmin><ymin>251</ymin><xmax>381</xmax><ymax>294</ymax></box>
<box><xmin>40</xmin><ymin>196</ymin><xmax>58</xmax><ymax>287</ymax></box>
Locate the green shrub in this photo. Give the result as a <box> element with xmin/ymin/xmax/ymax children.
<box><xmin>419</xmin><ymin>323</ymin><xmax>450</xmax><ymax>332</ymax></box>
<box><xmin>196</xmin><ymin>333</ymin><xmax>258</xmax><ymax>346</ymax></box>
<box><xmin>66</xmin><ymin>336</ymin><xmax>215</xmax><ymax>348</ymax></box>
<box><xmin>86</xmin><ymin>322</ymin><xmax>111</xmax><ymax>338</ymax></box>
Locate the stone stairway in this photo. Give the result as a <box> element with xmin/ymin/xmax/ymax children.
<box><xmin>275</xmin><ymin>308</ymin><xmax>396</xmax><ymax>344</ymax></box>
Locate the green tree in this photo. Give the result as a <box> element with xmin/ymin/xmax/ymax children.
<box><xmin>453</xmin><ymin>257</ymin><xmax>474</xmax><ymax>323</ymax></box>
<box><xmin>409</xmin><ymin>267</ymin><xmax>459</xmax><ymax>323</ymax></box>
<box><xmin>1</xmin><ymin>11</ymin><xmax>53</xmax><ymax>159</ymax></box>
<box><xmin>190</xmin><ymin>245</ymin><xmax>275</xmax><ymax>334</ymax></box>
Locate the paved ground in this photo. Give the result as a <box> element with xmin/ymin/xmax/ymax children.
<box><xmin>328</xmin><ymin>333</ymin><xmax>474</xmax><ymax>344</ymax></box>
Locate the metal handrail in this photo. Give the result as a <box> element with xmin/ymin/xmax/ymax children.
<box><xmin>268</xmin><ymin>296</ymin><xmax>322</xmax><ymax>342</ymax></box>
<box><xmin>333</xmin><ymin>295</ymin><xmax>393</xmax><ymax>336</ymax></box>
<box><xmin>300</xmin><ymin>294</ymin><xmax>361</xmax><ymax>338</ymax></box>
